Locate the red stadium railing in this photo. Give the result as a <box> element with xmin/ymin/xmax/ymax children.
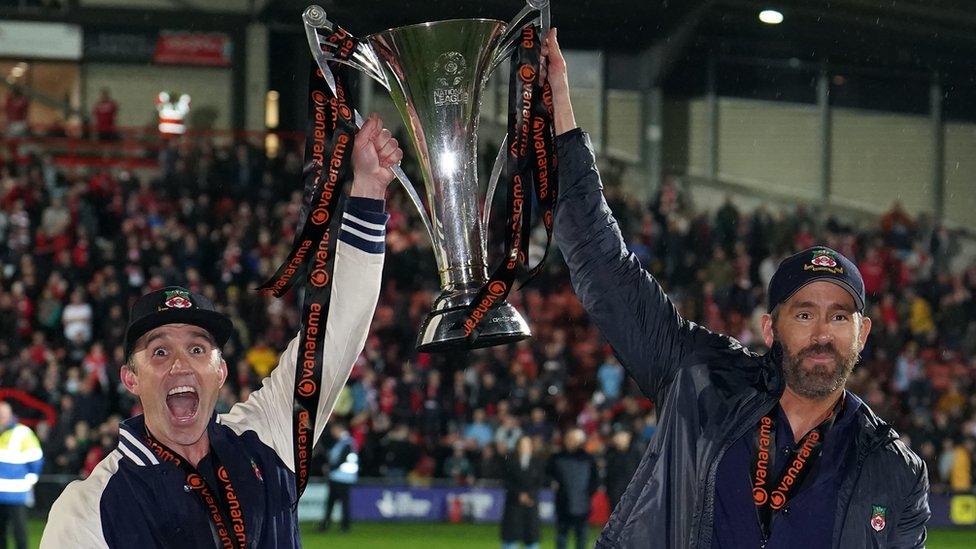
<box><xmin>0</xmin><ymin>389</ymin><xmax>57</xmax><ymax>429</ymax></box>
<box><xmin>0</xmin><ymin>126</ymin><xmax>306</xmax><ymax>170</ymax></box>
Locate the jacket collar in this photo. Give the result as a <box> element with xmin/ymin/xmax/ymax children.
<box><xmin>117</xmin><ymin>413</ymin><xmax>221</xmax><ymax>467</ymax></box>
<box><xmin>763</xmin><ymin>342</ymin><xmax>787</xmax><ymax>395</ymax></box>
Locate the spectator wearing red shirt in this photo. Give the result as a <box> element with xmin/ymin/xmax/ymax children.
<box><xmin>4</xmin><ymin>88</ymin><xmax>29</xmax><ymax>137</ymax></box>
<box><xmin>92</xmin><ymin>88</ymin><xmax>119</xmax><ymax>141</ymax></box>
<box><xmin>859</xmin><ymin>247</ymin><xmax>886</xmax><ymax>296</ymax></box>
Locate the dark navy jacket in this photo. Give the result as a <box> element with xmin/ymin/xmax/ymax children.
<box><xmin>552</xmin><ymin>129</ymin><xmax>930</xmax><ymax>548</ymax></box>
<box><xmin>41</xmin><ymin>213</ymin><xmax>387</xmax><ymax>548</ymax></box>
<box><xmin>548</xmin><ymin>449</ymin><xmax>600</xmax><ymax>518</ymax></box>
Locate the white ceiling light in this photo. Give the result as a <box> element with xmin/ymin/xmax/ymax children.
<box><xmin>759</xmin><ymin>9</ymin><xmax>784</xmax><ymax>25</ymax></box>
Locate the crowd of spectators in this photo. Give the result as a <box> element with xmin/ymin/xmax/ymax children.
<box><xmin>1</xmin><ymin>130</ymin><xmax>974</xmax><ymax>500</ymax></box>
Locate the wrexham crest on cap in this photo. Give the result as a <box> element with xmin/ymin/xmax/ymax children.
<box><xmin>163</xmin><ymin>289</ymin><xmax>193</xmax><ymax>309</ymax></box>
<box><xmin>804</xmin><ymin>248</ymin><xmax>843</xmax><ymax>274</ymax></box>
<box><xmin>870</xmin><ymin>504</ymin><xmax>887</xmax><ymax>532</ymax></box>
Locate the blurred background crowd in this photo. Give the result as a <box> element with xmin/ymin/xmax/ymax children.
<box><xmin>1</xmin><ymin>129</ymin><xmax>974</xmax><ymax>499</ymax></box>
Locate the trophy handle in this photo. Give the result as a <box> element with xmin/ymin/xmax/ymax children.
<box><xmin>346</xmin><ymin>108</ymin><xmax>435</xmax><ymax>246</ymax></box>
<box><xmin>390</xmin><ymin>158</ymin><xmax>436</xmax><ymax>246</ymax></box>
<box><xmin>481</xmin><ymin>137</ymin><xmax>507</xmax><ymax>254</ymax></box>
<box><xmin>303</xmin><ymin>5</ymin><xmax>390</xmax><ymax>91</ymax></box>
<box><xmin>490</xmin><ymin>0</ymin><xmax>551</xmax><ymax>74</ymax></box>
<box><xmin>302</xmin><ymin>5</ymin><xmax>436</xmax><ymax>245</ymax></box>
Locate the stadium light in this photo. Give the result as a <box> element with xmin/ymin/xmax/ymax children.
<box><xmin>759</xmin><ymin>9</ymin><xmax>784</xmax><ymax>25</ymax></box>
<box><xmin>265</xmin><ymin>90</ymin><xmax>280</xmax><ymax>158</ymax></box>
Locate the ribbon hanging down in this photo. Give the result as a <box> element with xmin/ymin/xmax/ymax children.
<box><xmin>460</xmin><ymin>25</ymin><xmax>559</xmax><ymax>342</ymax></box>
<box><xmin>751</xmin><ymin>400</ymin><xmax>840</xmax><ymax>541</ymax></box>
<box><xmin>257</xmin><ymin>26</ymin><xmax>360</xmax><ymax>498</ymax></box>
<box><xmin>144</xmin><ymin>430</ymin><xmax>248</xmax><ymax>549</ymax></box>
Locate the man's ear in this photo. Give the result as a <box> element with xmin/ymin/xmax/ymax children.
<box><xmin>121</xmin><ymin>365</ymin><xmax>139</xmax><ymax>396</ymax></box>
<box><xmin>760</xmin><ymin>313</ymin><xmax>774</xmax><ymax>348</ymax></box>
<box><xmin>857</xmin><ymin>314</ymin><xmax>873</xmax><ymax>351</ymax></box>
<box><xmin>218</xmin><ymin>358</ymin><xmax>228</xmax><ymax>388</ymax></box>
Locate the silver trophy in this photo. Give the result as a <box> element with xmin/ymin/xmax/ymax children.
<box><xmin>303</xmin><ymin>1</ymin><xmax>551</xmax><ymax>352</ymax></box>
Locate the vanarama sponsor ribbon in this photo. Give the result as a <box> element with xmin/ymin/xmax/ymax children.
<box><xmin>751</xmin><ymin>397</ymin><xmax>843</xmax><ymax>541</ymax></box>
<box><xmin>460</xmin><ymin>24</ymin><xmax>558</xmax><ymax>342</ymax></box>
<box><xmin>145</xmin><ymin>429</ymin><xmax>248</xmax><ymax>549</ymax></box>
<box><xmin>258</xmin><ymin>27</ymin><xmax>360</xmax><ymax>498</ymax></box>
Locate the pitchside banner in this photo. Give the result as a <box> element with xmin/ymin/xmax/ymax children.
<box><xmin>297</xmin><ymin>484</ymin><xmax>556</xmax><ymax>524</ymax></box>
<box><xmin>296</xmin><ymin>484</ymin><xmax>976</xmax><ymax>528</ymax></box>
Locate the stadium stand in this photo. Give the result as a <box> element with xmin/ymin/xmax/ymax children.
<box><xmin>0</xmin><ymin>126</ymin><xmax>973</xmax><ymax>506</ymax></box>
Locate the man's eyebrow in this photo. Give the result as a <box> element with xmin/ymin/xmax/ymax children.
<box><xmin>141</xmin><ymin>331</ymin><xmax>167</xmax><ymax>349</ymax></box>
<box><xmin>188</xmin><ymin>329</ymin><xmax>217</xmax><ymax>345</ymax></box>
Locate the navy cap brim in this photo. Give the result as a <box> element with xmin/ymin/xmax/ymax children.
<box><xmin>772</xmin><ymin>276</ymin><xmax>865</xmax><ymax>314</ymax></box>
<box><xmin>124</xmin><ymin>308</ymin><xmax>233</xmax><ymax>358</ymax></box>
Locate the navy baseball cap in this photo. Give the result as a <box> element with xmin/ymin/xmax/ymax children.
<box><xmin>767</xmin><ymin>246</ymin><xmax>865</xmax><ymax>313</ymax></box>
<box><xmin>124</xmin><ymin>286</ymin><xmax>233</xmax><ymax>358</ymax></box>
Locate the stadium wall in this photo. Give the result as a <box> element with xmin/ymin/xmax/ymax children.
<box><xmin>944</xmin><ymin>123</ymin><xmax>976</xmax><ymax>229</ymax></box>
<box><xmin>82</xmin><ymin>63</ymin><xmax>233</xmax><ymax>130</ymax></box>
<box><xmin>676</xmin><ymin>96</ymin><xmax>976</xmax><ymax>229</ymax></box>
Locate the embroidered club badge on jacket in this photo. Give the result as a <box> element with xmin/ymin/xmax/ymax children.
<box><xmin>870</xmin><ymin>505</ymin><xmax>887</xmax><ymax>532</ymax></box>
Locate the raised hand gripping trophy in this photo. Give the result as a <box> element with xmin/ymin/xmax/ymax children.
<box><xmin>301</xmin><ymin>1</ymin><xmax>557</xmax><ymax>352</ymax></box>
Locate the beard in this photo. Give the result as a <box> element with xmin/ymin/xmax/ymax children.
<box><xmin>775</xmin><ymin>331</ymin><xmax>860</xmax><ymax>400</ymax></box>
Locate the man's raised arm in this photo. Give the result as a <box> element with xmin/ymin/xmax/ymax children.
<box><xmin>221</xmin><ymin>114</ymin><xmax>402</xmax><ymax>466</ymax></box>
<box><xmin>546</xmin><ymin>29</ymin><xmax>694</xmax><ymax>401</ymax></box>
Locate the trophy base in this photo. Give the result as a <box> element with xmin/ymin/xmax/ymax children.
<box><xmin>416</xmin><ymin>300</ymin><xmax>531</xmax><ymax>353</ymax></box>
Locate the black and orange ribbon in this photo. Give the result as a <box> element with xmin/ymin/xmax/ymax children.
<box><xmin>461</xmin><ymin>25</ymin><xmax>558</xmax><ymax>341</ymax></box>
<box><xmin>751</xmin><ymin>401</ymin><xmax>841</xmax><ymax>540</ymax></box>
<box><xmin>144</xmin><ymin>430</ymin><xmax>248</xmax><ymax>549</ymax></box>
<box><xmin>258</xmin><ymin>26</ymin><xmax>360</xmax><ymax>498</ymax></box>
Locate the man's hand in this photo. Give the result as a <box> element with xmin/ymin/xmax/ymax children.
<box><xmin>542</xmin><ymin>28</ymin><xmax>577</xmax><ymax>136</ymax></box>
<box><xmin>350</xmin><ymin>113</ymin><xmax>403</xmax><ymax>200</ymax></box>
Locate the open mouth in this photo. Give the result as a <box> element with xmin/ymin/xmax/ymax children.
<box><xmin>166</xmin><ymin>385</ymin><xmax>199</xmax><ymax>422</ymax></box>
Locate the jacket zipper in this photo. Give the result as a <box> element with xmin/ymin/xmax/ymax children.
<box><xmin>693</xmin><ymin>392</ymin><xmax>778</xmax><ymax>549</ymax></box>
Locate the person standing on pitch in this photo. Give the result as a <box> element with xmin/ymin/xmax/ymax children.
<box><xmin>41</xmin><ymin>115</ymin><xmax>403</xmax><ymax>548</ymax></box>
<box><xmin>0</xmin><ymin>402</ymin><xmax>43</xmax><ymax>549</ymax></box>
<box><xmin>543</xmin><ymin>28</ymin><xmax>929</xmax><ymax>548</ymax></box>
<box><xmin>547</xmin><ymin>429</ymin><xmax>598</xmax><ymax>549</ymax></box>
<box><xmin>501</xmin><ymin>435</ymin><xmax>545</xmax><ymax>549</ymax></box>
<box><xmin>319</xmin><ymin>421</ymin><xmax>357</xmax><ymax>533</ymax></box>
<box><xmin>603</xmin><ymin>430</ymin><xmax>641</xmax><ymax>512</ymax></box>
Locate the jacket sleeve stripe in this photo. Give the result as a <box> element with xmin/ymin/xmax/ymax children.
<box><xmin>339</xmin><ymin>229</ymin><xmax>385</xmax><ymax>254</ymax></box>
<box><xmin>340</xmin><ymin>222</ymin><xmax>385</xmax><ymax>242</ymax></box>
<box><xmin>343</xmin><ymin>211</ymin><xmax>387</xmax><ymax>232</ymax></box>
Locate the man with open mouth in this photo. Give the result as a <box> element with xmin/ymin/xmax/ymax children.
<box><xmin>40</xmin><ymin>114</ymin><xmax>403</xmax><ymax>548</ymax></box>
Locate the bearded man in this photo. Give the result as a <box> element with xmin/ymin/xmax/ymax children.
<box><xmin>544</xmin><ymin>29</ymin><xmax>928</xmax><ymax>549</ymax></box>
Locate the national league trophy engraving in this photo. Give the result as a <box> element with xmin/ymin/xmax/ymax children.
<box><xmin>302</xmin><ymin>0</ymin><xmax>554</xmax><ymax>352</ymax></box>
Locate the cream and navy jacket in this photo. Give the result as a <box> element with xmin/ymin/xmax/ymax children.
<box><xmin>40</xmin><ymin>199</ymin><xmax>388</xmax><ymax>548</ymax></box>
